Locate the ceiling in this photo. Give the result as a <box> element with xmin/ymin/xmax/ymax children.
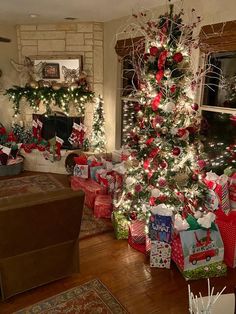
<box><xmin>0</xmin><ymin>0</ymin><xmax>170</xmax><ymax>25</ymax></box>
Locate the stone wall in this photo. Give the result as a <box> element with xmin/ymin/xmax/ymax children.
<box><xmin>16</xmin><ymin>22</ymin><xmax>104</xmax><ymax>133</ymax></box>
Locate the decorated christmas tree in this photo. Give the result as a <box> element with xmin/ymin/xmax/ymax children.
<box><xmin>116</xmin><ymin>5</ymin><xmax>208</xmax><ymax>222</ymax></box>
<box><xmin>90</xmin><ymin>96</ymin><xmax>106</xmax><ymax>152</ymax></box>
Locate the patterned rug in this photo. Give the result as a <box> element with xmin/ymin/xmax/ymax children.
<box><xmin>80</xmin><ymin>206</ymin><xmax>113</xmax><ymax>240</ymax></box>
<box><xmin>14</xmin><ymin>279</ymin><xmax>128</xmax><ymax>314</ymax></box>
<box><xmin>0</xmin><ymin>174</ymin><xmax>64</xmax><ymax>199</ymax></box>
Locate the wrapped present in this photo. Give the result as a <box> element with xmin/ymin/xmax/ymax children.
<box><xmin>129</xmin><ymin>220</ymin><xmax>145</xmax><ymax>244</ymax></box>
<box><xmin>90</xmin><ymin>165</ymin><xmax>104</xmax><ymax>181</ymax></box>
<box><xmin>148</xmin><ymin>204</ymin><xmax>172</xmax><ymax>243</ymax></box>
<box><xmin>171</xmin><ymin>223</ymin><xmax>225</xmax><ymax>280</ymax></box>
<box><xmin>71</xmin><ymin>177</ymin><xmax>106</xmax><ymax>209</ymax></box>
<box><xmin>216</xmin><ymin>210</ymin><xmax>236</xmax><ymax>268</ymax></box>
<box><xmin>204</xmin><ymin>172</ymin><xmax>230</xmax><ymax>214</ymax></box>
<box><xmin>128</xmin><ymin>229</ymin><xmax>146</xmax><ymax>254</ymax></box>
<box><xmin>150</xmin><ymin>240</ymin><xmax>171</xmax><ymax>268</ymax></box>
<box><xmin>229</xmin><ymin>173</ymin><xmax>236</xmax><ymax>210</ymax></box>
<box><xmin>112</xmin><ymin>211</ymin><xmax>130</xmax><ymax>240</ymax></box>
<box><xmin>73</xmin><ymin>164</ymin><xmax>89</xmax><ymax>179</ymax></box>
<box><xmin>94</xmin><ymin>194</ymin><xmax>112</xmax><ymax>219</ymax></box>
<box><xmin>71</xmin><ymin>176</ymin><xmax>87</xmax><ymax>191</ymax></box>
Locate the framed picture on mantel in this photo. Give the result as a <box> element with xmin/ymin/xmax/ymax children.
<box><xmin>42</xmin><ymin>63</ymin><xmax>60</xmax><ymax>79</ymax></box>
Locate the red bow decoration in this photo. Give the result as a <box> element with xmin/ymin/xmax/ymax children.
<box><xmin>158</xmin><ymin>50</ymin><xmax>168</xmax><ymax>69</ymax></box>
<box><xmin>74</xmin><ymin>155</ymin><xmax>88</xmax><ymax>165</ymax></box>
<box><xmin>151</xmin><ymin>92</ymin><xmax>162</xmax><ymax>111</ymax></box>
<box><xmin>155</xmin><ymin>70</ymin><xmax>164</xmax><ymax>83</ymax></box>
<box><xmin>149</xmin><ymin>147</ymin><xmax>160</xmax><ymax>158</ymax></box>
<box><xmin>145</xmin><ymin>137</ymin><xmax>155</xmax><ymax>145</ymax></box>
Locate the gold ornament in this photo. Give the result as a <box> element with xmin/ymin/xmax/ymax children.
<box><xmin>29</xmin><ymin>80</ymin><xmax>39</xmax><ymax>89</ymax></box>
<box><xmin>161</xmin><ymin>127</ymin><xmax>168</xmax><ymax>135</ymax></box>
<box><xmin>52</xmin><ymin>82</ymin><xmax>61</xmax><ymax>90</ymax></box>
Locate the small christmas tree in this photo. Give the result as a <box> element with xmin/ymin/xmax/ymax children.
<box><xmin>116</xmin><ymin>5</ymin><xmax>208</xmax><ymax>222</ymax></box>
<box><xmin>90</xmin><ymin>96</ymin><xmax>106</xmax><ymax>152</ymax></box>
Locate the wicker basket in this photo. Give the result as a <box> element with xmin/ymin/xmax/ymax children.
<box><xmin>0</xmin><ymin>156</ymin><xmax>24</xmax><ymax>177</ymax></box>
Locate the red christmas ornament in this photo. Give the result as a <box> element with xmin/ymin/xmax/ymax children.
<box><xmin>160</xmin><ymin>160</ymin><xmax>168</xmax><ymax>169</ymax></box>
<box><xmin>191</xmin><ymin>103</ymin><xmax>199</xmax><ymax>111</ymax></box>
<box><xmin>158</xmin><ymin>50</ymin><xmax>168</xmax><ymax>69</ymax></box>
<box><xmin>157</xmin><ymin>195</ymin><xmax>167</xmax><ymax>202</ymax></box>
<box><xmin>170</xmin><ymin>85</ymin><xmax>176</xmax><ymax>93</ymax></box>
<box><xmin>146</xmin><ymin>137</ymin><xmax>155</xmax><ymax>145</ymax></box>
<box><xmin>149</xmin><ymin>147</ymin><xmax>160</xmax><ymax>158</ymax></box>
<box><xmin>149</xmin><ymin>46</ymin><xmax>159</xmax><ymax>56</ymax></box>
<box><xmin>155</xmin><ymin>69</ymin><xmax>164</xmax><ymax>83</ymax></box>
<box><xmin>135</xmin><ymin>184</ymin><xmax>142</xmax><ymax>193</ymax></box>
<box><xmin>186</xmin><ymin>126</ymin><xmax>196</xmax><ymax>134</ymax></box>
<box><xmin>0</xmin><ymin>127</ymin><xmax>6</xmax><ymax>135</ymax></box>
<box><xmin>158</xmin><ymin>177</ymin><xmax>167</xmax><ymax>187</ymax></box>
<box><xmin>173</xmin><ymin>52</ymin><xmax>183</xmax><ymax>63</ymax></box>
<box><xmin>177</xmin><ymin>128</ymin><xmax>187</xmax><ymax>138</ymax></box>
<box><xmin>152</xmin><ymin>115</ymin><xmax>164</xmax><ymax>128</ymax></box>
<box><xmin>151</xmin><ymin>92</ymin><xmax>162</xmax><ymax>111</ymax></box>
<box><xmin>197</xmin><ymin>159</ymin><xmax>207</xmax><ymax>170</ymax></box>
<box><xmin>149</xmin><ymin>196</ymin><xmax>156</xmax><ymax>206</ymax></box>
<box><xmin>143</xmin><ymin>53</ymin><xmax>150</xmax><ymax>61</ymax></box>
<box><xmin>7</xmin><ymin>131</ymin><xmax>17</xmax><ymax>142</ymax></box>
<box><xmin>192</xmin><ymin>173</ymin><xmax>198</xmax><ymax>181</ymax></box>
<box><xmin>172</xmin><ymin>147</ymin><xmax>181</xmax><ymax>156</ymax></box>
<box><xmin>143</xmin><ymin>159</ymin><xmax>150</xmax><ymax>170</ymax></box>
<box><xmin>130</xmin><ymin>212</ymin><xmax>137</xmax><ymax>220</ymax></box>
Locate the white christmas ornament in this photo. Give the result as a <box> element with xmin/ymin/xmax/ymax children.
<box><xmin>125</xmin><ymin>176</ymin><xmax>136</xmax><ymax>186</ymax></box>
<box><xmin>163</xmin><ymin>101</ymin><xmax>175</xmax><ymax>113</ymax></box>
<box><xmin>151</xmin><ymin>188</ymin><xmax>161</xmax><ymax>197</ymax></box>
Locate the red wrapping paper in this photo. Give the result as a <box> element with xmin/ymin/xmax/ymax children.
<box><xmin>94</xmin><ymin>194</ymin><xmax>112</xmax><ymax>219</ymax></box>
<box><xmin>171</xmin><ymin>234</ymin><xmax>185</xmax><ymax>270</ymax></box>
<box><xmin>216</xmin><ymin>209</ymin><xmax>236</xmax><ymax>268</ymax></box>
<box><xmin>128</xmin><ymin>229</ymin><xmax>146</xmax><ymax>254</ymax></box>
<box><xmin>129</xmin><ymin>220</ymin><xmax>146</xmax><ymax>244</ymax></box>
<box><xmin>71</xmin><ymin>177</ymin><xmax>107</xmax><ymax>209</ymax></box>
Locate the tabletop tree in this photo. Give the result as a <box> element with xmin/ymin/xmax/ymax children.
<box><xmin>90</xmin><ymin>96</ymin><xmax>106</xmax><ymax>152</ymax></box>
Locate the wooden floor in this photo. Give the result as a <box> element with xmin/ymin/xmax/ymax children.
<box><xmin>0</xmin><ymin>173</ymin><xmax>236</xmax><ymax>313</ymax></box>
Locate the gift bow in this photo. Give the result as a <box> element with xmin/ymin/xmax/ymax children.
<box><xmin>74</xmin><ymin>155</ymin><xmax>88</xmax><ymax>165</ymax></box>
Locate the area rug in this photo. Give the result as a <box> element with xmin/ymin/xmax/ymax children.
<box><xmin>0</xmin><ymin>174</ymin><xmax>65</xmax><ymax>199</ymax></box>
<box><xmin>14</xmin><ymin>279</ymin><xmax>128</xmax><ymax>314</ymax></box>
<box><xmin>80</xmin><ymin>206</ymin><xmax>113</xmax><ymax>240</ymax></box>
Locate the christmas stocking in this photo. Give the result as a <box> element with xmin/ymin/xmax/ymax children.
<box><xmin>55</xmin><ymin>136</ymin><xmax>64</xmax><ymax>161</ymax></box>
<box><xmin>37</xmin><ymin>119</ymin><xmax>43</xmax><ymax>141</ymax></box>
<box><xmin>68</xmin><ymin>122</ymin><xmax>81</xmax><ymax>147</ymax></box>
<box><xmin>32</xmin><ymin>119</ymin><xmax>38</xmax><ymax>138</ymax></box>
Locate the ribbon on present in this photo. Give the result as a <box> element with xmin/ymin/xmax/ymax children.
<box><xmin>74</xmin><ymin>155</ymin><xmax>88</xmax><ymax>165</ymax></box>
<box><xmin>90</xmin><ymin>160</ymin><xmax>103</xmax><ymax>167</ymax></box>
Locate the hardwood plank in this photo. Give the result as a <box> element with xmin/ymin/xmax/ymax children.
<box><xmin>0</xmin><ymin>172</ymin><xmax>236</xmax><ymax>313</ymax></box>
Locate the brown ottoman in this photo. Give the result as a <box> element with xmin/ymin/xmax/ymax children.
<box><xmin>0</xmin><ymin>188</ymin><xmax>84</xmax><ymax>300</ymax></box>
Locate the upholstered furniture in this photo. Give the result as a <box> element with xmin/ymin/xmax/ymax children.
<box><xmin>0</xmin><ymin>188</ymin><xmax>84</xmax><ymax>299</ymax></box>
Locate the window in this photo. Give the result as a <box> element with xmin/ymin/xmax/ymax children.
<box><xmin>200</xmin><ymin>21</ymin><xmax>236</xmax><ymax>172</ymax></box>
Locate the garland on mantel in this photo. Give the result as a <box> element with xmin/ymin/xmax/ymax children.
<box><xmin>5</xmin><ymin>85</ymin><xmax>94</xmax><ymax>117</ymax></box>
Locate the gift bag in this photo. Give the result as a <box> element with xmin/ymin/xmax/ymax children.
<box><xmin>204</xmin><ymin>172</ymin><xmax>230</xmax><ymax>214</ymax></box>
<box><xmin>171</xmin><ymin>225</ymin><xmax>226</xmax><ymax>280</ymax></box>
<box><xmin>150</xmin><ymin>241</ymin><xmax>171</xmax><ymax>268</ymax></box>
<box><xmin>216</xmin><ymin>210</ymin><xmax>236</xmax><ymax>268</ymax></box>
<box><xmin>148</xmin><ymin>204</ymin><xmax>172</xmax><ymax>243</ymax></box>
<box><xmin>229</xmin><ymin>173</ymin><xmax>236</xmax><ymax>210</ymax></box>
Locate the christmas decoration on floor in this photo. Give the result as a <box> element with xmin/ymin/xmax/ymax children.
<box><xmin>90</xmin><ymin>95</ymin><xmax>107</xmax><ymax>152</ymax></box>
